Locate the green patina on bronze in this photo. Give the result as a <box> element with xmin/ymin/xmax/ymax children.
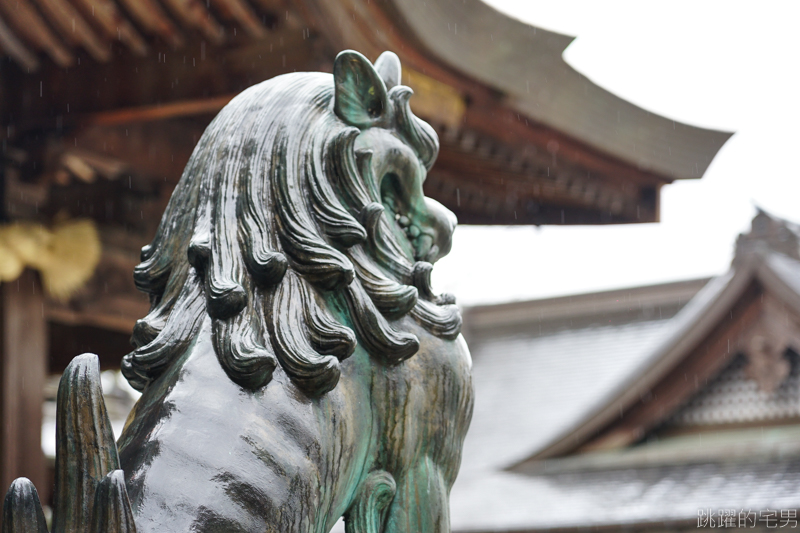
<box><xmin>2</xmin><ymin>50</ymin><xmax>474</xmax><ymax>533</ymax></box>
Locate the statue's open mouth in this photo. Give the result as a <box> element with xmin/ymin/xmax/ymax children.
<box><xmin>381</xmin><ymin>173</ymin><xmax>445</xmax><ymax>263</ymax></box>
<box><xmin>378</xmin><ymin>169</ymin><xmax>451</xmax><ymax>263</ymax></box>
<box><xmin>394</xmin><ymin>211</ymin><xmax>438</xmax><ymax>262</ymax></box>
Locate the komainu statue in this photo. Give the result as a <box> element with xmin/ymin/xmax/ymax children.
<box><xmin>2</xmin><ymin>50</ymin><xmax>474</xmax><ymax>533</ymax></box>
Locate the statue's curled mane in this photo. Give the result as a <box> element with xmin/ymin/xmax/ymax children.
<box><xmin>122</xmin><ymin>52</ymin><xmax>462</xmax><ymax>396</ymax></box>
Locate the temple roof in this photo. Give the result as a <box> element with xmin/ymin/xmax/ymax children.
<box><xmin>452</xmin><ymin>457</ymin><xmax>800</xmax><ymax>532</ymax></box>
<box><xmin>393</xmin><ymin>0</ymin><xmax>731</xmax><ymax>181</ymax></box>
<box><xmin>462</xmin><ymin>211</ymin><xmax>800</xmax><ymax>468</ymax></box>
<box><xmin>0</xmin><ymin>0</ymin><xmax>731</xmax><ymax>226</ymax></box>
<box><xmin>460</xmin><ymin>279</ymin><xmax>701</xmax><ymax>474</ymax></box>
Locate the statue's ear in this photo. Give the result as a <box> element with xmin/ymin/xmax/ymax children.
<box><xmin>374</xmin><ymin>51</ymin><xmax>401</xmax><ymax>90</ymax></box>
<box><xmin>334</xmin><ymin>50</ymin><xmax>390</xmax><ymax>128</ymax></box>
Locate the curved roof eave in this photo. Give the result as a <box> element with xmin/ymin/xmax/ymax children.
<box><xmin>518</xmin><ymin>249</ymin><xmax>800</xmax><ymax>464</ymax></box>
<box><xmin>392</xmin><ymin>0</ymin><xmax>733</xmax><ymax>181</ymax></box>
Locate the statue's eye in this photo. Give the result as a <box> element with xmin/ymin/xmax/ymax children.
<box><xmin>366</xmin><ymin>96</ymin><xmax>383</xmax><ymax>118</ymax></box>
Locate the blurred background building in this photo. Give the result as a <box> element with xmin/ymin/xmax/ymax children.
<box><xmin>0</xmin><ymin>0</ymin><xmax>736</xmax><ymax>527</ymax></box>
<box><xmin>454</xmin><ymin>210</ymin><xmax>800</xmax><ymax>532</ymax></box>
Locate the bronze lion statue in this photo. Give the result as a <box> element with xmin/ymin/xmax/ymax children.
<box><xmin>2</xmin><ymin>50</ymin><xmax>474</xmax><ymax>533</ymax></box>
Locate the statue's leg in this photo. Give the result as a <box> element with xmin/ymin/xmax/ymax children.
<box><xmin>382</xmin><ymin>458</ymin><xmax>450</xmax><ymax>533</ymax></box>
<box><xmin>344</xmin><ymin>470</ymin><xmax>396</xmax><ymax>533</ymax></box>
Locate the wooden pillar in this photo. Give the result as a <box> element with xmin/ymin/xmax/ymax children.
<box><xmin>0</xmin><ymin>269</ymin><xmax>48</xmax><ymax>502</ymax></box>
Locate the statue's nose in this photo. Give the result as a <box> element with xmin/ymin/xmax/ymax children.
<box><xmin>423</xmin><ymin>198</ymin><xmax>457</xmax><ymax>263</ymax></box>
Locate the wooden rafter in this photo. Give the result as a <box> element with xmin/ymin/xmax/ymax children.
<box><xmin>33</xmin><ymin>0</ymin><xmax>111</xmax><ymax>62</ymax></box>
<box><xmin>71</xmin><ymin>0</ymin><xmax>149</xmax><ymax>56</ymax></box>
<box><xmin>2</xmin><ymin>26</ymin><xmax>320</xmax><ymax>131</ymax></box>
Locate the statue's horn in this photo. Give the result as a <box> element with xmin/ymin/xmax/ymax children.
<box><xmin>51</xmin><ymin>353</ymin><xmax>121</xmax><ymax>533</ymax></box>
<box><xmin>2</xmin><ymin>478</ymin><xmax>48</xmax><ymax>533</ymax></box>
<box><xmin>90</xmin><ymin>471</ymin><xmax>136</xmax><ymax>533</ymax></box>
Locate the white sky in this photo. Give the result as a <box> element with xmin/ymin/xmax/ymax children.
<box><xmin>431</xmin><ymin>0</ymin><xmax>800</xmax><ymax>306</ymax></box>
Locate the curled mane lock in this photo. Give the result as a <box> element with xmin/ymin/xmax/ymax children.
<box><xmin>122</xmin><ymin>50</ymin><xmax>462</xmax><ymax>395</ymax></box>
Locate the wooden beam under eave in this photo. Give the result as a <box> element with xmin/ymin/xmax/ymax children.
<box><xmin>83</xmin><ymin>95</ymin><xmax>234</xmax><ymax>126</ymax></box>
<box><xmin>2</xmin><ymin>27</ymin><xmax>323</xmax><ymax>134</ymax></box>
<box><xmin>427</xmin><ymin>145</ymin><xmax>659</xmax><ymax>225</ymax></box>
<box><xmin>462</xmin><ymin>103</ymin><xmax>674</xmax><ymax>191</ymax></box>
<box><xmin>0</xmin><ymin>270</ymin><xmax>48</xmax><ymax>503</ymax></box>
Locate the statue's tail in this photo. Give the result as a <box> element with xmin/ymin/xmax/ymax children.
<box><xmin>2</xmin><ymin>354</ymin><xmax>136</xmax><ymax>532</ymax></box>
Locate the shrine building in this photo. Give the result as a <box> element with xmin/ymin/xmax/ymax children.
<box><xmin>455</xmin><ymin>210</ymin><xmax>800</xmax><ymax>532</ymax></box>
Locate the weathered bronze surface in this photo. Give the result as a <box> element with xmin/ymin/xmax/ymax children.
<box><xmin>3</xmin><ymin>50</ymin><xmax>474</xmax><ymax>532</ymax></box>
